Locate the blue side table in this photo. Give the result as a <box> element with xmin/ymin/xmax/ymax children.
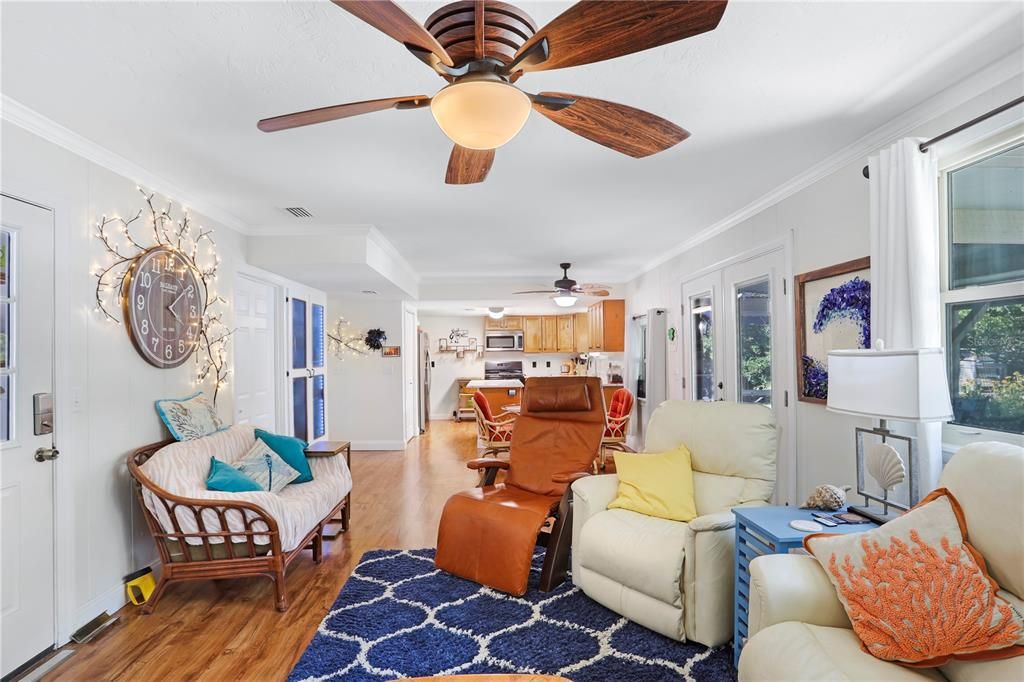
<box><xmin>731</xmin><ymin>506</ymin><xmax>878</xmax><ymax>666</ymax></box>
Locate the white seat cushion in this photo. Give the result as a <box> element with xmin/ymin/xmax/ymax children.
<box><xmin>579</xmin><ymin>508</ymin><xmax>687</xmax><ymax>606</ymax></box>
<box><xmin>140</xmin><ymin>425</ymin><xmax>352</xmax><ymax>552</ymax></box>
<box><xmin>739</xmin><ymin>622</ymin><xmax>945</xmax><ymax>681</ymax></box>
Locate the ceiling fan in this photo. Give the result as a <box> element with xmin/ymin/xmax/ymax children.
<box><xmin>514</xmin><ymin>263</ymin><xmax>610</xmax><ymax>307</ymax></box>
<box><xmin>257</xmin><ymin>0</ymin><xmax>728</xmax><ymax>184</ymax></box>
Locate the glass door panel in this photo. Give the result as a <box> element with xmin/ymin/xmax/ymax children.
<box><xmin>735</xmin><ymin>278</ymin><xmax>772</xmax><ymax>406</ymax></box>
<box><xmin>693</xmin><ymin>295</ymin><xmax>716</xmax><ymax>401</ymax></box>
<box><xmin>289</xmin><ymin>295</ymin><xmax>327</xmax><ymax>442</ymax></box>
<box><xmin>292</xmin><ymin>376</ymin><xmax>308</xmax><ymax>440</ymax></box>
<box><xmin>291</xmin><ymin>298</ymin><xmax>306</xmax><ymax>370</ymax></box>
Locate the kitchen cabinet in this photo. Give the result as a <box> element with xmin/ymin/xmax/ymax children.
<box><xmin>523</xmin><ymin>316</ymin><xmax>543</xmax><ymax>353</ymax></box>
<box><xmin>574</xmin><ymin>312</ymin><xmax>589</xmax><ymax>353</ymax></box>
<box><xmin>541</xmin><ymin>316</ymin><xmax>558</xmax><ymax>352</ymax></box>
<box><xmin>588</xmin><ymin>299</ymin><xmax>625</xmax><ymax>352</ymax></box>
<box><xmin>485</xmin><ymin>316</ymin><xmax>523</xmax><ymax>330</ymax></box>
<box><xmin>478</xmin><ymin>387</ymin><xmax>521</xmax><ymax>413</ymax></box>
<box><xmin>557</xmin><ymin>315</ymin><xmax>575</xmax><ymax>352</ymax></box>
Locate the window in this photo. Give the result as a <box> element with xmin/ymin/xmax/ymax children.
<box><xmin>941</xmin><ymin>138</ymin><xmax>1024</xmax><ymax>444</ymax></box>
<box><xmin>1</xmin><ymin>229</ymin><xmax>13</xmax><ymax>442</ymax></box>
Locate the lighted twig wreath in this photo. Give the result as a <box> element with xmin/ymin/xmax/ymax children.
<box><xmin>327</xmin><ymin>317</ymin><xmax>369</xmax><ymax>359</ymax></box>
<box><xmin>93</xmin><ymin>186</ymin><xmax>233</xmax><ymax>403</ymax></box>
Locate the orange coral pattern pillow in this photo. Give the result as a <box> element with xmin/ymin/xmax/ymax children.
<box><xmin>804</xmin><ymin>488</ymin><xmax>1024</xmax><ymax>667</ymax></box>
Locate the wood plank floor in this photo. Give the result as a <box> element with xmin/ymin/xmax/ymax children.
<box><xmin>45</xmin><ymin>420</ymin><xmax>487</xmax><ymax>682</ymax></box>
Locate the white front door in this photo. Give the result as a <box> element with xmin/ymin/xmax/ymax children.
<box><xmin>1</xmin><ymin>195</ymin><xmax>56</xmax><ymax>676</ymax></box>
<box><xmin>234</xmin><ymin>274</ymin><xmax>278</xmax><ymax>431</ymax></box>
<box><xmin>681</xmin><ymin>248</ymin><xmax>795</xmax><ymax>504</ymax></box>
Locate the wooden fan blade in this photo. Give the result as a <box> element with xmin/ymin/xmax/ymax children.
<box><xmin>332</xmin><ymin>0</ymin><xmax>454</xmax><ymax>67</ymax></box>
<box><xmin>257</xmin><ymin>95</ymin><xmax>429</xmax><ymax>132</ymax></box>
<box><xmin>446</xmin><ymin>145</ymin><xmax>495</xmax><ymax>185</ymax></box>
<box><xmin>514</xmin><ymin>0</ymin><xmax>727</xmax><ymax>72</ymax></box>
<box><xmin>577</xmin><ymin>289</ymin><xmax>610</xmax><ymax>297</ymax></box>
<box><xmin>534</xmin><ymin>92</ymin><xmax>689</xmax><ymax>158</ymax></box>
<box><xmin>514</xmin><ymin>290</ymin><xmax>559</xmax><ymax>295</ymax></box>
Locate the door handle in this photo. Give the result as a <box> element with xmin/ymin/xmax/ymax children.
<box><xmin>34</xmin><ymin>447</ymin><xmax>60</xmax><ymax>462</ymax></box>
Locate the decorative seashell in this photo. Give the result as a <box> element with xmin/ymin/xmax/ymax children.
<box><xmin>803</xmin><ymin>484</ymin><xmax>851</xmax><ymax>511</ymax></box>
<box><xmin>866</xmin><ymin>442</ymin><xmax>906</xmax><ymax>492</ymax></box>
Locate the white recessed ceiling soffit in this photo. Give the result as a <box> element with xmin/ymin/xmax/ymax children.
<box><xmin>257</xmin><ymin>1</ymin><xmax>723</xmax><ymax>185</ymax></box>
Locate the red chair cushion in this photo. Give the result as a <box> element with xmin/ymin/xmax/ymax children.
<box><xmin>473</xmin><ymin>391</ymin><xmax>495</xmax><ymax>422</ymax></box>
<box><xmin>605</xmin><ymin>388</ymin><xmax>634</xmax><ymax>438</ymax></box>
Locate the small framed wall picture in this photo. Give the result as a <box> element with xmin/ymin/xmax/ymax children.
<box><xmin>382</xmin><ymin>346</ymin><xmax>401</xmax><ymax>357</ymax></box>
<box><xmin>438</xmin><ymin>338</ymin><xmax>448</xmax><ymax>352</ymax></box>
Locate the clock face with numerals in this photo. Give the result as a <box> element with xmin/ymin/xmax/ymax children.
<box><xmin>123</xmin><ymin>246</ymin><xmax>204</xmax><ymax>368</ymax></box>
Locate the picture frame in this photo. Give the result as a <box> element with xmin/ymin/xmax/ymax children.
<box><xmin>382</xmin><ymin>345</ymin><xmax>401</xmax><ymax>358</ymax></box>
<box><xmin>438</xmin><ymin>338</ymin><xmax>448</xmax><ymax>352</ymax></box>
<box><xmin>794</xmin><ymin>256</ymin><xmax>871</xmax><ymax>404</ymax></box>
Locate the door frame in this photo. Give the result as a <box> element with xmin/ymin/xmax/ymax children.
<box><xmin>3</xmin><ymin>191</ymin><xmax>68</xmax><ymax>651</ymax></box>
<box><xmin>402</xmin><ymin>303</ymin><xmax>419</xmax><ymax>442</ymax></box>
<box><xmin>676</xmin><ymin>234</ymin><xmax>798</xmax><ymax>505</ymax></box>
<box><xmin>233</xmin><ymin>266</ymin><xmax>287</xmax><ymax>432</ymax></box>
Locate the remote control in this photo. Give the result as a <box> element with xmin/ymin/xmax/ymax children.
<box><xmin>811</xmin><ymin>515</ymin><xmax>838</xmax><ymax>527</ymax></box>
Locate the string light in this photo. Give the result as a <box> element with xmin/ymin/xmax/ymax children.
<box><xmin>93</xmin><ymin>184</ymin><xmax>234</xmax><ymax>404</ymax></box>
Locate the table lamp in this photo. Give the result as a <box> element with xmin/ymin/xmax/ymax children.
<box><xmin>826</xmin><ymin>340</ymin><xmax>953</xmax><ymax>523</ymax></box>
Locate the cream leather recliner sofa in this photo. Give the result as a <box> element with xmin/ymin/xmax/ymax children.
<box><xmin>739</xmin><ymin>441</ymin><xmax>1024</xmax><ymax>681</ymax></box>
<box><xmin>571</xmin><ymin>400</ymin><xmax>778</xmax><ymax>647</ymax></box>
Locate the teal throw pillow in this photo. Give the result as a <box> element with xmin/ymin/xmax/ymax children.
<box><xmin>234</xmin><ymin>439</ymin><xmax>301</xmax><ymax>493</ymax></box>
<box><xmin>256</xmin><ymin>429</ymin><xmax>313</xmax><ymax>483</ymax></box>
<box><xmin>206</xmin><ymin>457</ymin><xmax>261</xmax><ymax>493</ymax></box>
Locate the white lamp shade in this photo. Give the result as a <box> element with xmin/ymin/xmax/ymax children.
<box><xmin>827</xmin><ymin>347</ymin><xmax>953</xmax><ymax>422</ymax></box>
<box><xmin>553</xmin><ymin>295</ymin><xmax>577</xmax><ymax>308</ymax></box>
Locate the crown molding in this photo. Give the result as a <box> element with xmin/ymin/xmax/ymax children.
<box><xmin>627</xmin><ymin>46</ymin><xmax>1024</xmax><ymax>282</ymax></box>
<box><xmin>1</xmin><ymin>94</ymin><xmax>248</xmax><ymax>233</ymax></box>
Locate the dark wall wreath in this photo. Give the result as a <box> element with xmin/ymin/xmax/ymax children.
<box><xmin>364</xmin><ymin>329</ymin><xmax>387</xmax><ymax>351</ymax></box>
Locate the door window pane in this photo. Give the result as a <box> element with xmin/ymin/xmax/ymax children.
<box><xmin>312</xmin><ymin>303</ymin><xmax>325</xmax><ymax>368</ymax></box>
<box><xmin>736</xmin><ymin>279</ymin><xmax>772</xmax><ymax>406</ymax></box>
<box><xmin>1</xmin><ymin>229</ymin><xmax>12</xmax><ymax>443</ymax></box>
<box><xmin>313</xmin><ymin>374</ymin><xmax>325</xmax><ymax>440</ymax></box>
<box><xmin>947</xmin><ymin>295</ymin><xmax>1024</xmax><ymax>434</ymax></box>
<box><xmin>292</xmin><ymin>376</ymin><xmax>308</xmax><ymax>441</ymax></box>
<box><xmin>291</xmin><ymin>298</ymin><xmax>306</xmax><ymax>370</ymax></box>
<box><xmin>692</xmin><ymin>295</ymin><xmax>715</xmax><ymax>401</ymax></box>
<box><xmin>949</xmin><ymin>142</ymin><xmax>1024</xmax><ymax>289</ymax></box>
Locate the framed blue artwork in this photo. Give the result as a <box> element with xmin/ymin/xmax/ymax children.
<box><xmin>795</xmin><ymin>256</ymin><xmax>871</xmax><ymax>403</ymax></box>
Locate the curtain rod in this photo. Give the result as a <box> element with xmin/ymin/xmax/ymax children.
<box><xmin>861</xmin><ymin>95</ymin><xmax>1024</xmax><ymax>179</ymax></box>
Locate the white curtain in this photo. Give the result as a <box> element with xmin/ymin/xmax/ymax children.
<box><xmin>868</xmin><ymin>137</ymin><xmax>945</xmax><ymax>492</ymax></box>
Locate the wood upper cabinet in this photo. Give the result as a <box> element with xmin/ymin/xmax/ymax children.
<box><xmin>523</xmin><ymin>316</ymin><xmax>543</xmax><ymax>353</ymax></box>
<box><xmin>556</xmin><ymin>315</ymin><xmax>574</xmax><ymax>353</ymax></box>
<box><xmin>588</xmin><ymin>299</ymin><xmax>625</xmax><ymax>352</ymax></box>
<box><xmin>574</xmin><ymin>312</ymin><xmax>589</xmax><ymax>353</ymax></box>
<box><xmin>541</xmin><ymin>316</ymin><xmax>558</xmax><ymax>352</ymax></box>
<box><xmin>484</xmin><ymin>315</ymin><xmax>523</xmax><ymax>330</ymax></box>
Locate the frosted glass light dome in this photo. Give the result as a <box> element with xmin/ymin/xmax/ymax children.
<box><xmin>430</xmin><ymin>79</ymin><xmax>531</xmax><ymax>150</ymax></box>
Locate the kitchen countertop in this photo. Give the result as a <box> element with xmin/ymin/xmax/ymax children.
<box><xmin>467</xmin><ymin>379</ymin><xmax>524</xmax><ymax>389</ymax></box>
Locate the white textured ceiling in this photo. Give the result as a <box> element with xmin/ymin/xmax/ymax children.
<box><xmin>2</xmin><ymin>1</ymin><xmax>1022</xmax><ymax>285</ymax></box>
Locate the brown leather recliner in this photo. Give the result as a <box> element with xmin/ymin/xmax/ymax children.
<box><xmin>435</xmin><ymin>376</ymin><xmax>606</xmax><ymax>596</ymax></box>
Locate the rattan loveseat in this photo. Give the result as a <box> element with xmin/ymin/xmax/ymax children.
<box><xmin>128</xmin><ymin>425</ymin><xmax>352</xmax><ymax>613</ymax></box>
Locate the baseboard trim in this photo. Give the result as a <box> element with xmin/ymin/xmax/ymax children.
<box><xmin>73</xmin><ymin>559</ymin><xmax>159</xmax><ymax>635</ymax></box>
<box><xmin>350</xmin><ymin>439</ymin><xmax>407</xmax><ymax>451</ymax></box>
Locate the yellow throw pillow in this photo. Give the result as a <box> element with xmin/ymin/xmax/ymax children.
<box><xmin>608</xmin><ymin>446</ymin><xmax>697</xmax><ymax>522</ymax></box>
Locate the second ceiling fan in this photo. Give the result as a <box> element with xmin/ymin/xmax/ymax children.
<box><xmin>258</xmin><ymin>0</ymin><xmax>728</xmax><ymax>184</ymax></box>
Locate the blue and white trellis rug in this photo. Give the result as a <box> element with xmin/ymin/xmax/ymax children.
<box><xmin>290</xmin><ymin>549</ymin><xmax>736</xmax><ymax>681</ymax></box>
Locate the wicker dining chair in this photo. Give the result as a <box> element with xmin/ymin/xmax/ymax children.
<box><xmin>472</xmin><ymin>391</ymin><xmax>516</xmax><ymax>458</ymax></box>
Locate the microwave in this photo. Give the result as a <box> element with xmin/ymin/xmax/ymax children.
<box><xmin>485</xmin><ymin>330</ymin><xmax>524</xmax><ymax>352</ymax></box>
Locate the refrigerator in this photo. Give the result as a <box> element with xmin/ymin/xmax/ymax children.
<box><xmin>417</xmin><ymin>329</ymin><xmax>430</xmax><ymax>433</ymax></box>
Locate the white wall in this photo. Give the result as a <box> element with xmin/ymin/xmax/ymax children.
<box><xmin>418</xmin><ymin>314</ymin><xmax>624</xmax><ymax>419</ymax></box>
<box><xmin>325</xmin><ymin>295</ymin><xmax>406</xmax><ymax>449</ymax></box>
<box><xmin>1</xmin><ymin>120</ymin><xmax>246</xmax><ymax>638</ymax></box>
<box><xmin>624</xmin><ymin>74</ymin><xmax>1022</xmax><ymax>503</ymax></box>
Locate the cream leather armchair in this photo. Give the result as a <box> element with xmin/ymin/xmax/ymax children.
<box><xmin>571</xmin><ymin>400</ymin><xmax>778</xmax><ymax>647</ymax></box>
<box><xmin>739</xmin><ymin>441</ymin><xmax>1024</xmax><ymax>681</ymax></box>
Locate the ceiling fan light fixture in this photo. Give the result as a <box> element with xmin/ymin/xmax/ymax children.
<box><xmin>553</xmin><ymin>295</ymin><xmax>578</xmax><ymax>308</ymax></box>
<box><xmin>430</xmin><ymin>77</ymin><xmax>531</xmax><ymax>150</ymax></box>
<box><xmin>487</xmin><ymin>306</ymin><xmax>505</xmax><ymax>319</ymax></box>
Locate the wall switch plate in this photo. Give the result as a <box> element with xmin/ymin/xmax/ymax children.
<box><xmin>430</xmin><ymin>361</ymin><xmax>435</xmax><ymax>368</ymax></box>
<box><xmin>546</xmin><ymin>361</ymin><xmax>551</xmax><ymax>368</ymax></box>
<box><xmin>531</xmin><ymin>361</ymin><xmax>537</xmax><ymax>368</ymax></box>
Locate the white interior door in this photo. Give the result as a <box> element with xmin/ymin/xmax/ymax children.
<box><xmin>403</xmin><ymin>308</ymin><xmax>418</xmax><ymax>442</ymax></box>
<box><xmin>1</xmin><ymin>195</ymin><xmax>56</xmax><ymax>676</ymax></box>
<box><xmin>681</xmin><ymin>248</ymin><xmax>796</xmax><ymax>504</ymax></box>
<box><xmin>234</xmin><ymin>274</ymin><xmax>277</xmax><ymax>431</ymax></box>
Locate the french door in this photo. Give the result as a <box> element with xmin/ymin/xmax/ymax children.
<box><xmin>681</xmin><ymin>248</ymin><xmax>795</xmax><ymax>503</ymax></box>
<box><xmin>289</xmin><ymin>293</ymin><xmax>326</xmax><ymax>443</ymax></box>
<box><xmin>1</xmin><ymin>195</ymin><xmax>56</xmax><ymax>676</ymax></box>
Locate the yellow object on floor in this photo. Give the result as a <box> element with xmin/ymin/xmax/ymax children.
<box><xmin>125</xmin><ymin>567</ymin><xmax>156</xmax><ymax>605</ymax></box>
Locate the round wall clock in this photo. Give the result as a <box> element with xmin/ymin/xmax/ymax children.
<box><xmin>122</xmin><ymin>245</ymin><xmax>204</xmax><ymax>368</ymax></box>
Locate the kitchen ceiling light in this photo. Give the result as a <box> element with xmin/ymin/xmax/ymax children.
<box><xmin>553</xmin><ymin>295</ymin><xmax>577</xmax><ymax>308</ymax></box>
<box><xmin>487</xmin><ymin>307</ymin><xmax>505</xmax><ymax>319</ymax></box>
<box><xmin>430</xmin><ymin>77</ymin><xmax>531</xmax><ymax>150</ymax></box>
